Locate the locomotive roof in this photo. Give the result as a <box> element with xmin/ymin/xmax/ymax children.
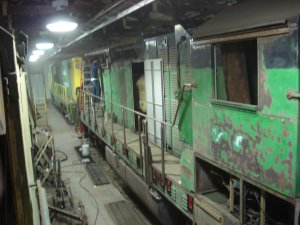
<box><xmin>192</xmin><ymin>0</ymin><xmax>300</xmax><ymax>39</ymax></box>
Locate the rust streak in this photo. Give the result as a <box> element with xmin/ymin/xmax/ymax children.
<box><xmin>282</xmin><ymin>127</ymin><xmax>290</xmax><ymax>138</ymax></box>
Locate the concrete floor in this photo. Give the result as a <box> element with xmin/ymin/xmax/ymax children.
<box><xmin>47</xmin><ymin>103</ymin><xmax>159</xmax><ymax>225</ymax></box>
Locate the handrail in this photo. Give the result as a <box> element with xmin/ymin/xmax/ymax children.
<box><xmin>52</xmin><ymin>82</ymin><xmax>74</xmax><ymax>105</ymax></box>
<box><xmin>160</xmin><ymin>123</ymin><xmax>165</xmax><ymax>186</ymax></box>
<box><xmin>138</xmin><ymin>115</ymin><xmax>143</xmax><ymax>173</ymax></box>
<box><xmin>80</xmin><ymin>89</ymin><xmax>176</xmax><ymax>185</ymax></box>
<box><xmin>172</xmin><ymin>83</ymin><xmax>193</xmax><ymax>126</ymax></box>
<box><xmin>52</xmin><ymin>82</ymin><xmax>79</xmax><ymax>121</ymax></box>
<box><xmin>81</xmin><ymin>90</ymin><xmax>173</xmax><ymax>128</ymax></box>
<box><xmin>122</xmin><ymin>109</ymin><xmax>126</xmax><ymax>145</ymax></box>
<box><xmin>143</xmin><ymin>120</ymin><xmax>150</xmax><ymax>184</ymax></box>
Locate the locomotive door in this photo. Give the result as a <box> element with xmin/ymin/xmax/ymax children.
<box><xmin>144</xmin><ymin>59</ymin><xmax>164</xmax><ymax>145</ymax></box>
<box><xmin>132</xmin><ymin>62</ymin><xmax>145</xmax><ymax>131</ymax></box>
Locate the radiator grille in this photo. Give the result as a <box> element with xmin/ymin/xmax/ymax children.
<box><xmin>181</xmin><ymin>41</ymin><xmax>193</xmax><ymax>84</ymax></box>
<box><xmin>148</xmin><ymin>34</ymin><xmax>186</xmax><ymax>155</ymax></box>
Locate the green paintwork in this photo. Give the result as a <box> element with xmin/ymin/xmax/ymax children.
<box><xmin>178</xmin><ymin>91</ymin><xmax>193</xmax><ymax>144</ymax></box>
<box><xmin>260</xmin><ymin>69</ymin><xmax>299</xmax><ymax>117</ymax></box>
<box><xmin>49</xmin><ymin>59</ymin><xmax>79</xmax><ymax>124</ymax></box>
<box><xmin>192</xmin><ymin>34</ymin><xmax>300</xmax><ymax>197</ymax></box>
<box><xmin>73</xmin><ymin>29</ymin><xmax>300</xmax><ymax>223</ymax></box>
<box><xmin>61</xmin><ymin>61</ymin><xmax>71</xmax><ymax>96</ymax></box>
<box><xmin>192</xmin><ymin>67</ymin><xmax>214</xmax><ymax>156</ymax></box>
<box><xmin>166</xmin><ymin>66</ymin><xmax>182</xmax><ymax>157</ymax></box>
<box><xmin>209</xmin><ymin>105</ymin><xmax>298</xmax><ymax>196</ymax></box>
<box><xmin>103</xmin><ymin>68</ymin><xmax>111</xmax><ymax>113</ymax></box>
<box><xmin>58</xmin><ymin>37</ymin><xmax>195</xmax><ymax>220</ymax></box>
<box><xmin>177</xmin><ymin>188</ymin><xmax>188</xmax><ymax>211</ymax></box>
<box><xmin>110</xmin><ymin>66</ymin><xmax>121</xmax><ymax>123</ymax></box>
<box><xmin>192</xmin><ymin>68</ymin><xmax>214</xmax><ymax>105</ymax></box>
<box><xmin>216</xmin><ymin>67</ymin><xmax>227</xmax><ymax>100</ymax></box>
<box><xmin>177</xmin><ymin>60</ymin><xmax>193</xmax><ymax>145</ymax></box>
<box><xmin>103</xmin><ymin>64</ymin><xmax>135</xmax><ymax>130</ymax></box>
<box><xmin>180</xmin><ymin>150</ymin><xmax>194</xmax><ymax>192</ymax></box>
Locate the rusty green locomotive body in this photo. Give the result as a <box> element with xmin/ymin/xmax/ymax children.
<box><xmin>74</xmin><ymin>1</ymin><xmax>300</xmax><ymax>224</ymax></box>
<box><xmin>190</xmin><ymin>3</ymin><xmax>300</xmax><ymax>199</ymax></box>
<box><xmin>189</xmin><ymin>2</ymin><xmax>300</xmax><ymax>224</ymax></box>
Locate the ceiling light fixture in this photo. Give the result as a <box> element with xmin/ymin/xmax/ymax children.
<box><xmin>29</xmin><ymin>55</ymin><xmax>39</xmax><ymax>62</ymax></box>
<box><xmin>46</xmin><ymin>21</ymin><xmax>78</xmax><ymax>32</ymax></box>
<box><xmin>36</xmin><ymin>42</ymin><xmax>54</xmax><ymax>50</ymax></box>
<box><xmin>32</xmin><ymin>50</ymin><xmax>45</xmax><ymax>56</ymax></box>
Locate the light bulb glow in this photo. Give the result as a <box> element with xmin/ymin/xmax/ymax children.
<box><xmin>36</xmin><ymin>42</ymin><xmax>54</xmax><ymax>50</ymax></box>
<box><xmin>32</xmin><ymin>50</ymin><xmax>44</xmax><ymax>56</ymax></box>
<box><xmin>46</xmin><ymin>21</ymin><xmax>78</xmax><ymax>32</ymax></box>
<box><xmin>29</xmin><ymin>55</ymin><xmax>39</xmax><ymax>62</ymax></box>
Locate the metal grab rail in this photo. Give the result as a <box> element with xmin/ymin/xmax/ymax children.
<box><xmin>160</xmin><ymin>123</ymin><xmax>165</xmax><ymax>186</ymax></box>
<box><xmin>53</xmin><ymin>83</ymin><xmax>68</xmax><ymax>105</ymax></box>
<box><xmin>138</xmin><ymin>115</ymin><xmax>143</xmax><ymax>173</ymax></box>
<box><xmin>79</xmin><ymin>90</ymin><xmax>171</xmax><ymax>184</ymax></box>
<box><xmin>80</xmin><ymin>90</ymin><xmax>173</xmax><ymax>128</ymax></box>
<box><xmin>172</xmin><ymin>83</ymin><xmax>193</xmax><ymax>126</ymax></box>
<box><xmin>142</xmin><ymin>120</ymin><xmax>150</xmax><ymax>184</ymax></box>
<box><xmin>122</xmin><ymin>108</ymin><xmax>126</xmax><ymax>146</ymax></box>
<box><xmin>52</xmin><ymin>83</ymin><xmax>78</xmax><ymax>121</ymax></box>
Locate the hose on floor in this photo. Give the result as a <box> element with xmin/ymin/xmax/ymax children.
<box><xmin>62</xmin><ymin>162</ymin><xmax>109</xmax><ymax>225</ymax></box>
<box><xmin>55</xmin><ymin>150</ymin><xmax>68</xmax><ymax>162</ymax></box>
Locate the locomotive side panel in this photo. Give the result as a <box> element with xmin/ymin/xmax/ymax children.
<box><xmin>70</xmin><ymin>57</ymin><xmax>82</xmax><ymax>102</ymax></box>
<box><xmin>178</xmin><ymin>38</ymin><xmax>193</xmax><ymax>145</ymax></box>
<box><xmin>258</xmin><ymin>30</ymin><xmax>300</xmax><ymax>197</ymax></box>
<box><xmin>109</xmin><ymin>62</ymin><xmax>135</xmax><ymax>129</ymax></box>
<box><xmin>192</xmin><ymin>28</ymin><xmax>300</xmax><ymax>197</ymax></box>
<box><xmin>191</xmin><ymin>44</ymin><xmax>214</xmax><ymax>156</ymax></box>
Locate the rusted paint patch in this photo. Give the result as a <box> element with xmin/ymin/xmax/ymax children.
<box><xmin>258</xmin><ymin>70</ymin><xmax>272</xmax><ymax>109</ymax></box>
<box><xmin>192</xmin><ymin>33</ymin><xmax>299</xmax><ymax>197</ymax></box>
<box><xmin>209</xmin><ymin>107</ymin><xmax>295</xmax><ymax>196</ymax></box>
<box><xmin>282</xmin><ymin>127</ymin><xmax>290</xmax><ymax>138</ymax></box>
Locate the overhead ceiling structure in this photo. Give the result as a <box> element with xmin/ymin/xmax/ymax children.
<box><xmin>1</xmin><ymin>0</ymin><xmax>249</xmax><ymax>60</ymax></box>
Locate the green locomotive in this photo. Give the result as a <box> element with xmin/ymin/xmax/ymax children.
<box><xmin>54</xmin><ymin>1</ymin><xmax>300</xmax><ymax>224</ymax></box>
<box><xmin>49</xmin><ymin>57</ymin><xmax>83</xmax><ymax>123</ymax></box>
<box><xmin>191</xmin><ymin>1</ymin><xmax>300</xmax><ymax>224</ymax></box>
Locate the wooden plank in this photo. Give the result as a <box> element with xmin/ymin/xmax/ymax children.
<box><xmin>4</xmin><ymin>73</ymin><xmax>33</xmax><ymax>225</ymax></box>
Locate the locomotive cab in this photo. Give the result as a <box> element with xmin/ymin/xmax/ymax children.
<box><xmin>191</xmin><ymin>0</ymin><xmax>300</xmax><ymax>224</ymax></box>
